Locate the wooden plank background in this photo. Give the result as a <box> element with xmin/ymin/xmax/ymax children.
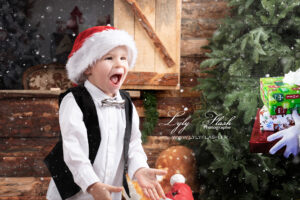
<box><xmin>0</xmin><ymin>0</ymin><xmax>228</xmax><ymax>198</ymax></box>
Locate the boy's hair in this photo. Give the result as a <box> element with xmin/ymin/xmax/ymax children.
<box><xmin>66</xmin><ymin>26</ymin><xmax>137</xmax><ymax>84</ymax></box>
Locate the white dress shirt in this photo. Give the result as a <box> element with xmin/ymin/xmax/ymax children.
<box><xmin>46</xmin><ymin>80</ymin><xmax>149</xmax><ymax>200</ymax></box>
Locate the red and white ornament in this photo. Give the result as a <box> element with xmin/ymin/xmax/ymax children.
<box><xmin>165</xmin><ymin>174</ymin><xmax>194</xmax><ymax>200</ymax></box>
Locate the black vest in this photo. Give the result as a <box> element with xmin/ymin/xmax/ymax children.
<box><xmin>44</xmin><ymin>85</ymin><xmax>132</xmax><ymax>199</ymax></box>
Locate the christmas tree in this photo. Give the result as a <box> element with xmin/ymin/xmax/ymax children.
<box><xmin>191</xmin><ymin>0</ymin><xmax>300</xmax><ymax>199</ymax></box>
<box><xmin>0</xmin><ymin>0</ymin><xmax>43</xmax><ymax>89</ymax></box>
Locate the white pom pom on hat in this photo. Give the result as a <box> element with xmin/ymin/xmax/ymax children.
<box><xmin>66</xmin><ymin>26</ymin><xmax>137</xmax><ymax>84</ymax></box>
<box><xmin>170</xmin><ymin>174</ymin><xmax>186</xmax><ymax>186</ymax></box>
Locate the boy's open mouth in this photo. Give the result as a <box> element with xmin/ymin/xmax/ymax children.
<box><xmin>110</xmin><ymin>73</ymin><xmax>123</xmax><ymax>85</ymax></box>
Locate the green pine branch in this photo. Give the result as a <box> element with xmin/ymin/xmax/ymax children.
<box><xmin>141</xmin><ymin>91</ymin><xmax>159</xmax><ymax>143</ymax></box>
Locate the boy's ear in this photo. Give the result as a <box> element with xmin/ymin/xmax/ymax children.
<box><xmin>84</xmin><ymin>67</ymin><xmax>92</xmax><ymax>76</ymax></box>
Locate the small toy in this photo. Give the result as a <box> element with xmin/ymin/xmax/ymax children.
<box><xmin>165</xmin><ymin>174</ymin><xmax>194</xmax><ymax>200</ymax></box>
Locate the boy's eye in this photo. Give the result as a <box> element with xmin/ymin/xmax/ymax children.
<box><xmin>121</xmin><ymin>57</ymin><xmax>127</xmax><ymax>60</ymax></box>
<box><xmin>105</xmin><ymin>57</ymin><xmax>112</xmax><ymax>60</ymax></box>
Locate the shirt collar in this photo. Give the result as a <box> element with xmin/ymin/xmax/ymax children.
<box><xmin>84</xmin><ymin>80</ymin><xmax>122</xmax><ymax>101</ymax></box>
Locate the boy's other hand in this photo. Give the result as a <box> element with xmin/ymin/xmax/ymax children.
<box><xmin>134</xmin><ymin>168</ymin><xmax>167</xmax><ymax>200</ymax></box>
<box><xmin>87</xmin><ymin>182</ymin><xmax>123</xmax><ymax>200</ymax></box>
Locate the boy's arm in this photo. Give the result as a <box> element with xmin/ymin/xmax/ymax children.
<box><xmin>127</xmin><ymin>103</ymin><xmax>149</xmax><ymax>179</ymax></box>
<box><xmin>59</xmin><ymin>93</ymin><xmax>100</xmax><ymax>192</ymax></box>
<box><xmin>127</xmin><ymin>104</ymin><xmax>167</xmax><ymax>200</ymax></box>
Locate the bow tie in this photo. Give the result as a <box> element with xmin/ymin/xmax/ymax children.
<box><xmin>101</xmin><ymin>98</ymin><xmax>125</xmax><ymax>109</ymax></box>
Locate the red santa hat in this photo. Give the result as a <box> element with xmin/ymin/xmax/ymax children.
<box><xmin>166</xmin><ymin>174</ymin><xmax>194</xmax><ymax>200</ymax></box>
<box><xmin>66</xmin><ymin>26</ymin><xmax>137</xmax><ymax>84</ymax></box>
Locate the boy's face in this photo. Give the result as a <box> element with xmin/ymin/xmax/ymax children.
<box><xmin>85</xmin><ymin>46</ymin><xmax>129</xmax><ymax>97</ymax></box>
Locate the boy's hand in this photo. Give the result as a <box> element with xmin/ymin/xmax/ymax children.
<box><xmin>134</xmin><ymin>168</ymin><xmax>167</xmax><ymax>200</ymax></box>
<box><xmin>87</xmin><ymin>182</ymin><xmax>123</xmax><ymax>200</ymax></box>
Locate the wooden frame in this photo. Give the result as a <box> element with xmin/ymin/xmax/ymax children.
<box><xmin>115</xmin><ymin>0</ymin><xmax>182</xmax><ymax>90</ymax></box>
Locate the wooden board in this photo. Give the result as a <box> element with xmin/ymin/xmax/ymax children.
<box><xmin>114</xmin><ymin>0</ymin><xmax>181</xmax><ymax>90</ymax></box>
<box><xmin>0</xmin><ymin>157</ymin><xmax>50</xmax><ymax>177</ymax></box>
<box><xmin>114</xmin><ymin>0</ymin><xmax>135</xmax><ymax>36</ymax></box>
<box><xmin>134</xmin><ymin>96</ymin><xmax>199</xmax><ymax>117</ymax></box>
<box><xmin>135</xmin><ymin>0</ymin><xmax>156</xmax><ymax>72</ymax></box>
<box><xmin>155</xmin><ymin>0</ymin><xmax>181</xmax><ymax>74</ymax></box>
<box><xmin>0</xmin><ymin>138</ymin><xmax>57</xmax><ymax>157</ymax></box>
<box><xmin>0</xmin><ymin>97</ymin><xmax>60</xmax><ymax>138</ymax></box>
<box><xmin>181</xmin><ymin>38</ymin><xmax>210</xmax><ymax>57</ymax></box>
<box><xmin>123</xmin><ymin>72</ymin><xmax>178</xmax><ymax>86</ymax></box>
<box><xmin>0</xmin><ymin>177</ymin><xmax>50</xmax><ymax>197</ymax></box>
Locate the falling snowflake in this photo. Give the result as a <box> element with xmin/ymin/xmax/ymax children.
<box><xmin>45</xmin><ymin>6</ymin><xmax>53</xmax><ymax>13</ymax></box>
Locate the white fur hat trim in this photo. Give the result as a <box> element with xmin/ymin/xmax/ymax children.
<box><xmin>66</xmin><ymin>28</ymin><xmax>137</xmax><ymax>84</ymax></box>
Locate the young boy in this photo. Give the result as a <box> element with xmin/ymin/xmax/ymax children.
<box><xmin>45</xmin><ymin>26</ymin><xmax>166</xmax><ymax>200</ymax></box>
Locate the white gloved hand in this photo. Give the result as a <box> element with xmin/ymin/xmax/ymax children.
<box><xmin>267</xmin><ymin>109</ymin><xmax>300</xmax><ymax>158</ymax></box>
